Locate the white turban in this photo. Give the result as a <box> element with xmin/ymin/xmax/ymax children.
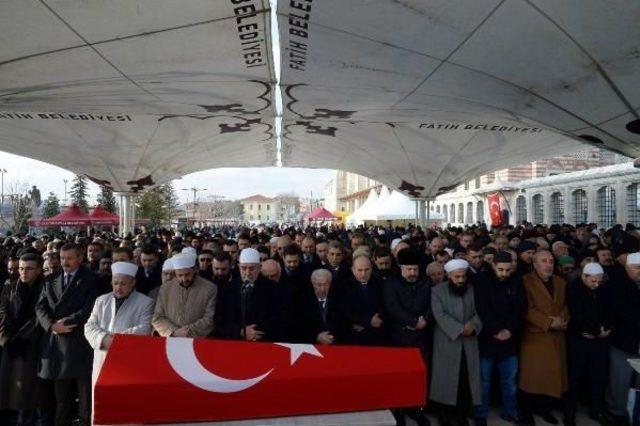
<box><xmin>582</xmin><ymin>263</ymin><xmax>604</xmax><ymax>275</ymax></box>
<box><xmin>162</xmin><ymin>258</ymin><xmax>174</xmax><ymax>272</ymax></box>
<box><xmin>391</xmin><ymin>238</ymin><xmax>403</xmax><ymax>251</ymax></box>
<box><xmin>239</xmin><ymin>248</ymin><xmax>260</xmax><ymax>264</ymax></box>
<box><xmin>111</xmin><ymin>261</ymin><xmax>138</xmax><ymax>278</ymax></box>
<box><xmin>444</xmin><ymin>259</ymin><xmax>470</xmax><ymax>274</ymax></box>
<box><xmin>181</xmin><ymin>247</ymin><xmax>197</xmax><ymax>256</ymax></box>
<box><xmin>627</xmin><ymin>252</ymin><xmax>640</xmax><ymax>266</ymax></box>
<box><xmin>171</xmin><ymin>253</ymin><xmax>196</xmax><ymax>270</ymax></box>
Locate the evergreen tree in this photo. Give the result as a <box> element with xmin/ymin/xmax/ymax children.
<box><xmin>70</xmin><ymin>175</ymin><xmax>89</xmax><ymax>212</ymax></box>
<box><xmin>135</xmin><ymin>183</ymin><xmax>179</xmax><ymax>228</ymax></box>
<box><xmin>97</xmin><ymin>186</ymin><xmax>117</xmax><ymax>213</ymax></box>
<box><xmin>42</xmin><ymin>192</ymin><xmax>61</xmax><ymax>218</ymax></box>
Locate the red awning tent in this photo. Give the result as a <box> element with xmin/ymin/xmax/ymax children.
<box><xmin>306</xmin><ymin>207</ymin><xmax>338</xmax><ymax>221</ymax></box>
<box><xmin>30</xmin><ymin>204</ymin><xmax>90</xmax><ymax>227</ymax></box>
<box><xmin>30</xmin><ymin>204</ymin><xmax>151</xmax><ymax>228</ymax></box>
<box><xmin>88</xmin><ymin>204</ymin><xmax>119</xmax><ymax>225</ymax></box>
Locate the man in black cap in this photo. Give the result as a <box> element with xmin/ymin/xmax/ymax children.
<box><xmin>515</xmin><ymin>241</ymin><xmax>536</xmax><ymax>277</ymax></box>
<box><xmin>474</xmin><ymin>251</ymin><xmax>527</xmax><ymax>425</ymax></box>
<box><xmin>384</xmin><ymin>248</ymin><xmax>431</xmax><ymax>426</ymax></box>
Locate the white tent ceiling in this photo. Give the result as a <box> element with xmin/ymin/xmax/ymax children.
<box><xmin>0</xmin><ymin>0</ymin><xmax>277</xmax><ymax>192</ymax></box>
<box><xmin>1</xmin><ymin>1</ymin><xmax>640</xmax><ymax>196</ymax></box>
<box><xmin>277</xmin><ymin>0</ymin><xmax>640</xmax><ymax>197</ymax></box>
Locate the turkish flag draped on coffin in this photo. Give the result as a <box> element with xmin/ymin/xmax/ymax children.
<box><xmin>94</xmin><ymin>335</ymin><xmax>427</xmax><ymax>424</ymax></box>
<box><xmin>487</xmin><ymin>192</ymin><xmax>504</xmax><ymax>227</ymax></box>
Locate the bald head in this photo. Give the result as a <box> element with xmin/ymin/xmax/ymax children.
<box><xmin>261</xmin><ymin>259</ymin><xmax>281</xmax><ymax>282</ymax></box>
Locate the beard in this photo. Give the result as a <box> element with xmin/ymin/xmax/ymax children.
<box><xmin>448</xmin><ymin>280</ymin><xmax>468</xmax><ymax>297</ymax></box>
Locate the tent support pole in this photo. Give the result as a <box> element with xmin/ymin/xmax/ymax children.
<box><xmin>417</xmin><ymin>199</ymin><xmax>426</xmax><ymax>228</ymax></box>
<box><xmin>115</xmin><ymin>192</ymin><xmax>136</xmax><ymax>237</ymax></box>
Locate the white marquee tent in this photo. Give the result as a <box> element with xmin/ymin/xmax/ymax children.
<box><xmin>371</xmin><ymin>191</ymin><xmax>445</xmax><ymax>223</ymax></box>
<box><xmin>346</xmin><ymin>187</ymin><xmax>379</xmax><ymax>225</ymax></box>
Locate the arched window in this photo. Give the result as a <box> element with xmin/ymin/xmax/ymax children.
<box><xmin>436</xmin><ymin>205</ymin><xmax>441</xmax><ymax>214</ymax></box>
<box><xmin>450</xmin><ymin>204</ymin><xmax>455</xmax><ymax>223</ymax></box>
<box><xmin>442</xmin><ymin>205</ymin><xmax>448</xmax><ymax>222</ymax></box>
<box><xmin>458</xmin><ymin>203</ymin><xmax>464</xmax><ymax>223</ymax></box>
<box><xmin>627</xmin><ymin>184</ymin><xmax>640</xmax><ymax>226</ymax></box>
<box><xmin>466</xmin><ymin>202</ymin><xmax>473</xmax><ymax>223</ymax></box>
<box><xmin>476</xmin><ymin>201</ymin><xmax>484</xmax><ymax>223</ymax></box>
<box><xmin>550</xmin><ymin>192</ymin><xmax>565</xmax><ymax>225</ymax></box>
<box><xmin>597</xmin><ymin>186</ymin><xmax>616</xmax><ymax>228</ymax></box>
<box><xmin>571</xmin><ymin>189</ymin><xmax>588</xmax><ymax>224</ymax></box>
<box><xmin>532</xmin><ymin>194</ymin><xmax>544</xmax><ymax>224</ymax></box>
<box><xmin>516</xmin><ymin>196</ymin><xmax>527</xmax><ymax>223</ymax></box>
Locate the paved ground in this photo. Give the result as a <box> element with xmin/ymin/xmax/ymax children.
<box><xmin>403</xmin><ymin>406</ymin><xmax>600</xmax><ymax>425</ymax></box>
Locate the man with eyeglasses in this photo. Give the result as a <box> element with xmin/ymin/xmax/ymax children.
<box><xmin>0</xmin><ymin>253</ymin><xmax>52</xmax><ymax>425</ymax></box>
<box><xmin>197</xmin><ymin>249</ymin><xmax>215</xmax><ymax>282</ymax></box>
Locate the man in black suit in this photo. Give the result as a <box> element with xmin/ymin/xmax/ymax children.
<box><xmin>214</xmin><ymin>248</ymin><xmax>277</xmax><ymax>342</ymax></box>
<box><xmin>136</xmin><ymin>245</ymin><xmax>162</xmax><ymax>295</ymax></box>
<box><xmin>297</xmin><ymin>268</ymin><xmax>345</xmax><ymax>345</ymax></box>
<box><xmin>196</xmin><ymin>249</ymin><xmax>215</xmax><ymax>282</ymax></box>
<box><xmin>340</xmin><ymin>254</ymin><xmax>387</xmax><ymax>346</ymax></box>
<box><xmin>300</xmin><ymin>236</ymin><xmax>321</xmax><ymax>270</ymax></box>
<box><xmin>36</xmin><ymin>243</ymin><xmax>99</xmax><ymax>426</ymax></box>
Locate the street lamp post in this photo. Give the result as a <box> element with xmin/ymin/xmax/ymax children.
<box><xmin>181</xmin><ymin>187</ymin><xmax>206</xmax><ymax>221</ymax></box>
<box><xmin>63</xmin><ymin>179</ymin><xmax>68</xmax><ymax>206</ymax></box>
<box><xmin>0</xmin><ymin>169</ymin><xmax>6</xmax><ymax>219</ymax></box>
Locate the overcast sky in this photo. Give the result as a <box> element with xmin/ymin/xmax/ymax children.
<box><xmin>0</xmin><ymin>150</ymin><xmax>333</xmax><ymax>205</ymax></box>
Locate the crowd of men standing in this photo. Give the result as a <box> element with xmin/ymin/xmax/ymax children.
<box><xmin>0</xmin><ymin>221</ymin><xmax>639</xmax><ymax>426</ymax></box>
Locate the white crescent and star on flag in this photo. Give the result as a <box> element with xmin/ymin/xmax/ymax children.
<box><xmin>166</xmin><ymin>338</ymin><xmax>323</xmax><ymax>394</ymax></box>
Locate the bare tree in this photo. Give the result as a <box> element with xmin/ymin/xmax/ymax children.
<box><xmin>8</xmin><ymin>180</ymin><xmax>31</xmax><ymax>234</ymax></box>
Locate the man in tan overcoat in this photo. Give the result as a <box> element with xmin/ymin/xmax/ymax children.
<box><xmin>519</xmin><ymin>250</ymin><xmax>569</xmax><ymax>426</ymax></box>
<box><xmin>152</xmin><ymin>253</ymin><xmax>217</xmax><ymax>337</ymax></box>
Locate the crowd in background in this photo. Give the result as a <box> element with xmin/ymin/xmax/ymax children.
<box><xmin>0</xmin><ymin>220</ymin><xmax>639</xmax><ymax>426</ymax></box>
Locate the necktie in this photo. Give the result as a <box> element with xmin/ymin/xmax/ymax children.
<box><xmin>319</xmin><ymin>299</ymin><xmax>327</xmax><ymax>323</ymax></box>
<box><xmin>64</xmin><ymin>274</ymin><xmax>71</xmax><ymax>290</ymax></box>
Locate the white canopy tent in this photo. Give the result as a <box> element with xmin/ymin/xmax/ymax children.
<box><xmin>346</xmin><ymin>187</ymin><xmax>378</xmax><ymax>225</ymax></box>
<box><xmin>371</xmin><ymin>191</ymin><xmax>444</xmax><ymax>223</ymax></box>
<box><xmin>1</xmin><ymin>0</ymin><xmax>640</xmax><ymax>234</ymax></box>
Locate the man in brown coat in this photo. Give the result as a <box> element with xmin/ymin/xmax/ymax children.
<box><xmin>519</xmin><ymin>250</ymin><xmax>569</xmax><ymax>426</ymax></box>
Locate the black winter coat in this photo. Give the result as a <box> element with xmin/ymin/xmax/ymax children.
<box><xmin>36</xmin><ymin>268</ymin><xmax>99</xmax><ymax>379</ymax></box>
<box><xmin>475</xmin><ymin>272</ymin><xmax>527</xmax><ymax>359</ymax></box>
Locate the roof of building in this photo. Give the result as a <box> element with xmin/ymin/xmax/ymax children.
<box><xmin>239</xmin><ymin>194</ymin><xmax>273</xmax><ymax>203</ymax></box>
<box><xmin>517</xmin><ymin>162</ymin><xmax>638</xmax><ymax>189</ymax></box>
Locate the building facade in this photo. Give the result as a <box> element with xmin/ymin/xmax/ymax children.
<box><xmin>322</xmin><ymin>149</ymin><xmax>634</xmax><ymax>228</ymax></box>
<box><xmin>323</xmin><ymin>170</ymin><xmax>378</xmax><ymax>214</ymax></box>
<box><xmin>239</xmin><ymin>194</ymin><xmax>301</xmax><ymax>224</ymax></box>
<box><xmin>431</xmin><ymin>162</ymin><xmax>640</xmax><ymax>228</ymax></box>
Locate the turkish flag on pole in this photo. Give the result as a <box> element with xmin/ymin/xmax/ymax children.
<box><xmin>487</xmin><ymin>192</ymin><xmax>503</xmax><ymax>227</ymax></box>
<box><xmin>95</xmin><ymin>335</ymin><xmax>427</xmax><ymax>424</ymax></box>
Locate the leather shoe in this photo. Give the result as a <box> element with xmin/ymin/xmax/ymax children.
<box><xmin>539</xmin><ymin>412</ymin><xmax>558</xmax><ymax>425</ymax></box>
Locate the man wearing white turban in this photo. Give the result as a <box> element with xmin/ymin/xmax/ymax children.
<box><xmin>152</xmin><ymin>253</ymin><xmax>217</xmax><ymax>338</ymax></box>
<box><xmin>84</xmin><ymin>261</ymin><xmax>155</xmax><ymax>421</ymax></box>
<box><xmin>430</xmin><ymin>258</ymin><xmax>483</xmax><ymax>425</ymax></box>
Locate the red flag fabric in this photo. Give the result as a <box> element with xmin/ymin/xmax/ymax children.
<box><xmin>95</xmin><ymin>335</ymin><xmax>427</xmax><ymax>424</ymax></box>
<box><xmin>487</xmin><ymin>193</ymin><xmax>503</xmax><ymax>227</ymax></box>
